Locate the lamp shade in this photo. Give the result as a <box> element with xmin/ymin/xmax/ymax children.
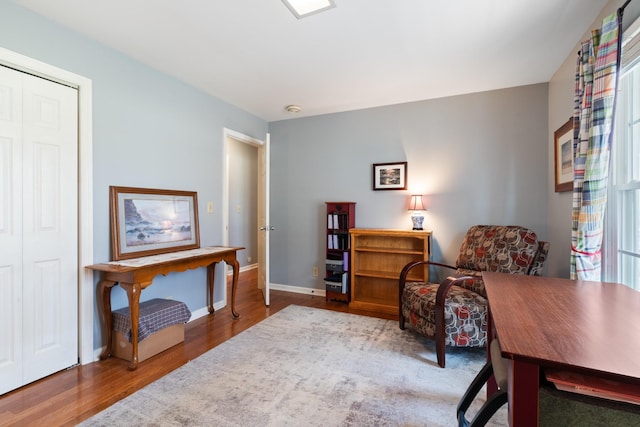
<box><xmin>408</xmin><ymin>194</ymin><xmax>425</xmax><ymax>211</ymax></box>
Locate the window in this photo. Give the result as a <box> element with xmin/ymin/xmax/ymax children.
<box><xmin>606</xmin><ymin>16</ymin><xmax>640</xmax><ymax>290</ymax></box>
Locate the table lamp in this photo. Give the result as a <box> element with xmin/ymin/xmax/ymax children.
<box><xmin>408</xmin><ymin>195</ymin><xmax>426</xmax><ymax>230</ymax></box>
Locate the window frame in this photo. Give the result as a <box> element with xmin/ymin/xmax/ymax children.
<box><xmin>604</xmin><ymin>17</ymin><xmax>640</xmax><ymax>290</ymax></box>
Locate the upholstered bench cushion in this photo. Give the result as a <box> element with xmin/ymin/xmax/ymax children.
<box><xmin>402</xmin><ymin>282</ymin><xmax>488</xmax><ymax>348</ymax></box>
<box><xmin>113</xmin><ymin>298</ymin><xmax>191</xmax><ymax>343</ymax></box>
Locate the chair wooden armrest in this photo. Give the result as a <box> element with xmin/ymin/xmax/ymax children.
<box><xmin>399</xmin><ymin>260</ymin><xmax>456</xmax><ymax>291</ymax></box>
<box><xmin>434</xmin><ymin>276</ymin><xmax>473</xmax><ymax>367</ymax></box>
<box><xmin>399</xmin><ymin>260</ymin><xmax>456</xmax><ymax>330</ymax></box>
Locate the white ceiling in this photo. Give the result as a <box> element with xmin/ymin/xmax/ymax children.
<box><xmin>12</xmin><ymin>0</ymin><xmax>608</xmax><ymax>122</ymax></box>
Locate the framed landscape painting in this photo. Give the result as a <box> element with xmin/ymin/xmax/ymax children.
<box><xmin>110</xmin><ymin>186</ymin><xmax>200</xmax><ymax>260</ymax></box>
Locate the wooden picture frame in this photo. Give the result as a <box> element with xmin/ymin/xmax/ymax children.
<box><xmin>110</xmin><ymin>186</ymin><xmax>200</xmax><ymax>260</ymax></box>
<box><xmin>554</xmin><ymin>118</ymin><xmax>574</xmax><ymax>192</ymax></box>
<box><xmin>372</xmin><ymin>161</ymin><xmax>408</xmax><ymax>190</ymax></box>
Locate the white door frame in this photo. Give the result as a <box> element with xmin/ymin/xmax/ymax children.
<box><xmin>0</xmin><ymin>47</ymin><xmax>94</xmax><ymax>365</ymax></box>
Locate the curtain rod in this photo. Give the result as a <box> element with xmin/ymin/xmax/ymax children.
<box><xmin>619</xmin><ymin>0</ymin><xmax>631</xmax><ymax>28</ymax></box>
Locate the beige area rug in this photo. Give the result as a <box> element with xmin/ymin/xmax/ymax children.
<box><xmin>80</xmin><ymin>305</ymin><xmax>507</xmax><ymax>426</ymax></box>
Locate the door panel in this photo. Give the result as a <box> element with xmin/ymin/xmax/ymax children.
<box><xmin>22</xmin><ymin>72</ymin><xmax>78</xmax><ymax>384</ymax></box>
<box><xmin>0</xmin><ymin>66</ymin><xmax>78</xmax><ymax>394</ymax></box>
<box><xmin>0</xmin><ymin>66</ymin><xmax>25</xmax><ymax>394</ymax></box>
<box><xmin>0</xmin><ymin>264</ymin><xmax>22</xmax><ymax>393</ymax></box>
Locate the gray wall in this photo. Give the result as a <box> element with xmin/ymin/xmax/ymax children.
<box><xmin>269</xmin><ymin>84</ymin><xmax>549</xmax><ymax>290</ymax></box>
<box><xmin>6</xmin><ymin>0</ymin><xmax>622</xmax><ymax>353</ymax></box>
<box><xmin>0</xmin><ymin>2</ymin><xmax>268</xmax><ymax>349</ymax></box>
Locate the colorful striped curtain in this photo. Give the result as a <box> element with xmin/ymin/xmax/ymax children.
<box><xmin>570</xmin><ymin>12</ymin><xmax>623</xmax><ymax>280</ymax></box>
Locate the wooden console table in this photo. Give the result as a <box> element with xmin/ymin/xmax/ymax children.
<box><xmin>86</xmin><ymin>246</ymin><xmax>243</xmax><ymax>370</ymax></box>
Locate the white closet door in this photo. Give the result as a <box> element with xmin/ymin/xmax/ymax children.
<box><xmin>0</xmin><ymin>66</ymin><xmax>78</xmax><ymax>394</ymax></box>
<box><xmin>0</xmin><ymin>65</ymin><xmax>25</xmax><ymax>394</ymax></box>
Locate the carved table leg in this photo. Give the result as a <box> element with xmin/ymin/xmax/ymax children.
<box><xmin>230</xmin><ymin>257</ymin><xmax>240</xmax><ymax>319</ymax></box>
<box><xmin>208</xmin><ymin>254</ymin><xmax>241</xmax><ymax>318</ymax></box>
<box><xmin>98</xmin><ymin>279</ymin><xmax>118</xmax><ymax>360</ymax></box>
<box><xmin>120</xmin><ymin>281</ymin><xmax>143</xmax><ymax>371</ymax></box>
<box><xmin>207</xmin><ymin>262</ymin><xmax>218</xmax><ymax>314</ymax></box>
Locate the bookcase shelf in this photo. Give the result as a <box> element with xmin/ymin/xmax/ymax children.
<box><xmin>354</xmin><ymin>269</ymin><xmax>424</xmax><ymax>281</ymax></box>
<box><xmin>324</xmin><ymin>202</ymin><xmax>356</xmax><ymax>302</ymax></box>
<box><xmin>355</xmin><ymin>247</ymin><xmax>424</xmax><ymax>255</ymax></box>
<box><xmin>349</xmin><ymin>228</ymin><xmax>431</xmax><ymax>316</ymax></box>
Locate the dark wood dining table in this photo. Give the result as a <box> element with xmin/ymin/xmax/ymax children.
<box><xmin>482</xmin><ymin>271</ymin><xmax>640</xmax><ymax>426</ymax></box>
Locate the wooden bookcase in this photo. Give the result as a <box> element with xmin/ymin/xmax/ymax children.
<box><xmin>324</xmin><ymin>202</ymin><xmax>356</xmax><ymax>302</ymax></box>
<box><xmin>349</xmin><ymin>228</ymin><xmax>431</xmax><ymax>316</ymax></box>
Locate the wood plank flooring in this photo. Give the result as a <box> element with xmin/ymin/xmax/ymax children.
<box><xmin>0</xmin><ymin>268</ymin><xmax>397</xmax><ymax>426</ymax></box>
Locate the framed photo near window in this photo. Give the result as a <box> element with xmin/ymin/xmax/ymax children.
<box><xmin>372</xmin><ymin>161</ymin><xmax>408</xmax><ymax>191</ymax></box>
<box><xmin>110</xmin><ymin>186</ymin><xmax>200</xmax><ymax>260</ymax></box>
<box><xmin>554</xmin><ymin>118</ymin><xmax>574</xmax><ymax>192</ymax></box>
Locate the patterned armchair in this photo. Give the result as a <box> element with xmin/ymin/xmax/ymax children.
<box><xmin>399</xmin><ymin>225</ymin><xmax>550</xmax><ymax>368</ymax></box>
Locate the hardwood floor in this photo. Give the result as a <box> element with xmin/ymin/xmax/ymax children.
<box><xmin>0</xmin><ymin>268</ymin><xmax>397</xmax><ymax>426</ymax></box>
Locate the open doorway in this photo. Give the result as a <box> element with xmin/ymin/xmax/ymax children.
<box><xmin>227</xmin><ymin>137</ymin><xmax>258</xmax><ymax>268</ymax></box>
<box><xmin>223</xmin><ymin>129</ymin><xmax>269</xmax><ymax>305</ymax></box>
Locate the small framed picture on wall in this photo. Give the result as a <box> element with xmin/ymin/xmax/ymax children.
<box><xmin>554</xmin><ymin>118</ymin><xmax>574</xmax><ymax>192</ymax></box>
<box><xmin>372</xmin><ymin>161</ymin><xmax>408</xmax><ymax>191</ymax></box>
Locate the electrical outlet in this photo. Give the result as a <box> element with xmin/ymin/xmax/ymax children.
<box><xmin>312</xmin><ymin>266</ymin><xmax>319</xmax><ymax>277</ymax></box>
<box><xmin>248</xmin><ymin>256</ymin><xmax>252</xmax><ymax>263</ymax></box>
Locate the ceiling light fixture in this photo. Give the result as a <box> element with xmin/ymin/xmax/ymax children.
<box><xmin>286</xmin><ymin>104</ymin><xmax>302</xmax><ymax>113</ymax></box>
<box><xmin>281</xmin><ymin>0</ymin><xmax>335</xmax><ymax>19</ymax></box>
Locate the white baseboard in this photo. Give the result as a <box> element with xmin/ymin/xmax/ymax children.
<box><xmin>226</xmin><ymin>263</ymin><xmax>325</xmax><ymax>297</ymax></box>
<box><xmin>189</xmin><ymin>301</ymin><xmax>225</xmax><ymax>321</ymax></box>
<box><xmin>239</xmin><ymin>263</ymin><xmax>258</xmax><ymax>273</ymax></box>
<box><xmin>270</xmin><ymin>282</ymin><xmax>326</xmax><ymax>297</ymax></box>
<box><xmin>92</xmin><ymin>348</ymin><xmax>102</xmax><ymax>362</ymax></box>
<box><xmin>225</xmin><ymin>263</ymin><xmax>258</xmax><ymax>274</ymax></box>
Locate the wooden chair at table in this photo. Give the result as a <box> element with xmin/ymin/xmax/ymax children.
<box><xmin>398</xmin><ymin>225</ymin><xmax>549</xmax><ymax>368</ymax></box>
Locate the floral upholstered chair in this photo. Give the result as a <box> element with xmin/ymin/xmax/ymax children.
<box><xmin>399</xmin><ymin>225</ymin><xmax>550</xmax><ymax>368</ymax></box>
